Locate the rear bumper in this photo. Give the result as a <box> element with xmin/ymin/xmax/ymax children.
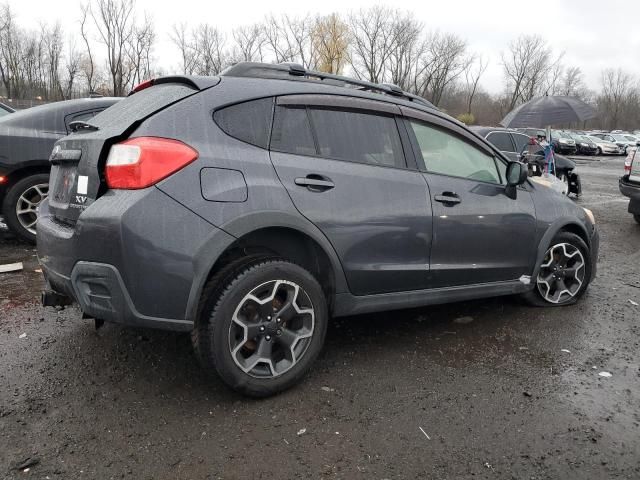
<box><xmin>37</xmin><ymin>187</ymin><xmax>235</xmax><ymax>331</ymax></box>
<box><xmin>619</xmin><ymin>176</ymin><xmax>640</xmax><ymax>214</ymax></box>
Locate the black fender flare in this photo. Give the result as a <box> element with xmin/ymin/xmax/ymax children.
<box><xmin>184</xmin><ymin>211</ymin><xmax>349</xmax><ymax>323</ymax></box>
<box><xmin>530</xmin><ymin>217</ymin><xmax>591</xmax><ymax>281</ymax></box>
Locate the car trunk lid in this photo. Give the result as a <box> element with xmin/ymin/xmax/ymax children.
<box><xmin>48</xmin><ymin>78</ymin><xmax>219</xmax><ymax>225</ymax></box>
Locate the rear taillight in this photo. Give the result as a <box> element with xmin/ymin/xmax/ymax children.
<box><xmin>105</xmin><ymin>137</ymin><xmax>198</xmax><ymax>189</ymax></box>
<box><xmin>624</xmin><ymin>148</ymin><xmax>636</xmax><ymax>175</ymax></box>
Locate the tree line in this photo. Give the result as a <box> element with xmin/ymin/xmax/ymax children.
<box><xmin>1</xmin><ymin>0</ymin><xmax>639</xmax><ymax>130</ymax></box>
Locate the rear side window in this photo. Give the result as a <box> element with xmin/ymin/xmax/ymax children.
<box><xmin>270</xmin><ymin>105</ymin><xmax>316</xmax><ymax>156</ymax></box>
<box><xmin>308</xmin><ymin>108</ymin><xmax>406</xmax><ymax>168</ymax></box>
<box><xmin>486</xmin><ymin>132</ymin><xmax>514</xmax><ymax>152</ymax></box>
<box><xmin>410</xmin><ymin>120</ymin><xmax>502</xmax><ymax>184</ymax></box>
<box><xmin>213</xmin><ymin>97</ymin><xmax>274</xmax><ymax>149</ymax></box>
<box><xmin>512</xmin><ymin>133</ymin><xmax>531</xmax><ymax>153</ymax></box>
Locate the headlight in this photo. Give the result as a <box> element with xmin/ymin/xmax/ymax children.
<box><xmin>559</xmin><ymin>139</ymin><xmax>568</xmax><ymax>144</ymax></box>
<box><xmin>583</xmin><ymin>207</ymin><xmax>595</xmax><ymax>226</ymax></box>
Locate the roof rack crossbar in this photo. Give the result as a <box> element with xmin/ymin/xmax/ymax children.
<box><xmin>220</xmin><ymin>62</ymin><xmax>435</xmax><ymax>109</ymax></box>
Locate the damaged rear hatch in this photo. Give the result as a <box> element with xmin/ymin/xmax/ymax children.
<box><xmin>47</xmin><ymin>77</ymin><xmax>220</xmax><ymax>226</ymax></box>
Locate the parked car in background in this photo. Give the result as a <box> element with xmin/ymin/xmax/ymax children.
<box><xmin>37</xmin><ymin>63</ymin><xmax>599</xmax><ymax>396</ymax></box>
<box><xmin>550</xmin><ymin>130</ymin><xmax>577</xmax><ymax>155</ymax></box>
<box><xmin>623</xmin><ymin>134</ymin><xmax>640</xmax><ymax>146</ymax></box>
<box><xmin>566</xmin><ymin>132</ymin><xmax>598</xmax><ymax>155</ymax></box>
<box><xmin>0</xmin><ymin>102</ymin><xmax>15</xmax><ymax>117</ymax></box>
<box><xmin>0</xmin><ymin>97</ymin><xmax>120</xmax><ymax>242</ymax></box>
<box><xmin>472</xmin><ymin>126</ymin><xmax>581</xmax><ymax>195</ymax></box>
<box><xmin>592</xmin><ymin>133</ymin><xmax>635</xmax><ymax>154</ymax></box>
<box><xmin>620</xmin><ymin>147</ymin><xmax>640</xmax><ymax>224</ymax></box>
<box><xmin>585</xmin><ymin>135</ymin><xmax>622</xmax><ymax>155</ymax></box>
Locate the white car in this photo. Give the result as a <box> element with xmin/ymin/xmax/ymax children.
<box><xmin>586</xmin><ymin>135</ymin><xmax>623</xmax><ymax>155</ymax></box>
<box><xmin>592</xmin><ymin>133</ymin><xmax>636</xmax><ymax>155</ymax></box>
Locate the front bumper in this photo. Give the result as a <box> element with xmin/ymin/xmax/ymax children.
<box><xmin>590</xmin><ymin>226</ymin><xmax>600</xmax><ymax>280</ymax></box>
<box><xmin>37</xmin><ymin>187</ymin><xmax>235</xmax><ymax>331</ymax></box>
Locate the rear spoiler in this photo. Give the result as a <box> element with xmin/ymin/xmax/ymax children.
<box><xmin>129</xmin><ymin>76</ymin><xmax>220</xmax><ymax>96</ymax></box>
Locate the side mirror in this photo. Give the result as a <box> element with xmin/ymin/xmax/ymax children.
<box><xmin>505</xmin><ymin>161</ymin><xmax>528</xmax><ymax>199</ymax></box>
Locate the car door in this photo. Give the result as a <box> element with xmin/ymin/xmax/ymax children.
<box><xmin>401</xmin><ymin>108</ymin><xmax>537</xmax><ymax>288</ymax></box>
<box><xmin>269</xmin><ymin>95</ymin><xmax>433</xmax><ymax>296</ymax></box>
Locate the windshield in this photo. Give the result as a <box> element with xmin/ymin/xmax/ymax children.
<box><xmin>613</xmin><ymin>134</ymin><xmax>629</xmax><ymax>141</ymax></box>
<box><xmin>587</xmin><ymin>136</ymin><xmax>603</xmax><ymax>143</ymax></box>
<box><xmin>625</xmin><ymin>135</ymin><xmax>637</xmax><ymax>141</ymax></box>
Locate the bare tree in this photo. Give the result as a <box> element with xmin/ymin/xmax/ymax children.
<box><xmin>348</xmin><ymin>6</ymin><xmax>398</xmax><ymax>83</ymax></box>
<box><xmin>561</xmin><ymin>66</ymin><xmax>584</xmax><ymax>96</ymax></box>
<box><xmin>386</xmin><ymin>12</ymin><xmax>422</xmax><ymax>90</ymax></box>
<box><xmin>311</xmin><ymin>13</ymin><xmax>350</xmax><ymax>74</ymax></box>
<box><xmin>599</xmin><ymin>68</ymin><xmax>634</xmax><ymax>129</ymax></box>
<box><xmin>263</xmin><ymin>14</ymin><xmax>315</xmax><ymax>67</ymax></box>
<box><xmin>63</xmin><ymin>39</ymin><xmax>81</xmax><ymax>98</ymax></box>
<box><xmin>231</xmin><ymin>23</ymin><xmax>266</xmax><ymax>63</ymax></box>
<box><xmin>79</xmin><ymin>3</ymin><xmax>98</xmax><ymax>94</ymax></box>
<box><xmin>501</xmin><ymin>35</ymin><xmax>556</xmax><ymax>110</ymax></box>
<box><xmin>463</xmin><ymin>55</ymin><xmax>488</xmax><ymax>114</ymax></box>
<box><xmin>413</xmin><ymin>32</ymin><xmax>470</xmax><ymax>106</ymax></box>
<box><xmin>127</xmin><ymin>14</ymin><xmax>154</xmax><ymax>87</ymax></box>
<box><xmin>170</xmin><ymin>22</ymin><xmax>197</xmax><ymax>74</ymax></box>
<box><xmin>90</xmin><ymin>0</ymin><xmax>136</xmax><ymax>96</ymax></box>
<box><xmin>193</xmin><ymin>24</ymin><xmax>227</xmax><ymax>75</ymax></box>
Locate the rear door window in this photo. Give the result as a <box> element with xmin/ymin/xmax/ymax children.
<box><xmin>270</xmin><ymin>105</ymin><xmax>316</xmax><ymax>156</ymax></box>
<box><xmin>512</xmin><ymin>133</ymin><xmax>531</xmax><ymax>153</ymax></box>
<box><xmin>487</xmin><ymin>132</ymin><xmax>514</xmax><ymax>152</ymax></box>
<box><xmin>214</xmin><ymin>97</ymin><xmax>274</xmax><ymax>149</ymax></box>
<box><xmin>307</xmin><ymin>108</ymin><xmax>406</xmax><ymax>168</ymax></box>
<box><xmin>410</xmin><ymin>120</ymin><xmax>502</xmax><ymax>184</ymax></box>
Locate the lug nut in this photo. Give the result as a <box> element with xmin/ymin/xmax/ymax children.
<box><xmin>276</xmin><ymin>318</ymin><xmax>281</xmax><ymax>323</ymax></box>
<box><xmin>259</xmin><ymin>326</ymin><xmax>265</xmax><ymax>332</ymax></box>
<box><xmin>267</xmin><ymin>316</ymin><xmax>271</xmax><ymax>320</ymax></box>
<box><xmin>265</xmin><ymin>335</ymin><xmax>271</xmax><ymax>341</ymax></box>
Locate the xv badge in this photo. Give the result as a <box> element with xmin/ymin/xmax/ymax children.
<box><xmin>75</xmin><ymin>195</ymin><xmax>87</xmax><ymax>204</ymax></box>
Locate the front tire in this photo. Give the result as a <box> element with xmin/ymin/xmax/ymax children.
<box><xmin>1</xmin><ymin>173</ymin><xmax>49</xmax><ymax>243</ymax></box>
<box><xmin>194</xmin><ymin>257</ymin><xmax>328</xmax><ymax>397</ymax></box>
<box><xmin>524</xmin><ymin>232</ymin><xmax>592</xmax><ymax>307</ymax></box>
<box><xmin>596</xmin><ymin>147</ymin><xmax>602</xmax><ymax>155</ymax></box>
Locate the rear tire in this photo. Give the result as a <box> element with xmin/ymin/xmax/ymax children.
<box><xmin>523</xmin><ymin>232</ymin><xmax>592</xmax><ymax>307</ymax></box>
<box><xmin>194</xmin><ymin>257</ymin><xmax>328</xmax><ymax>397</ymax></box>
<box><xmin>1</xmin><ymin>173</ymin><xmax>49</xmax><ymax>243</ymax></box>
<box><xmin>596</xmin><ymin>147</ymin><xmax>602</xmax><ymax>155</ymax></box>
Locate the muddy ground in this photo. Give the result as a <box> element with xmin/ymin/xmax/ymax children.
<box><xmin>1</xmin><ymin>155</ymin><xmax>639</xmax><ymax>479</ymax></box>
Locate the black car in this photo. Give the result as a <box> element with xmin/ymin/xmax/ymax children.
<box><xmin>550</xmin><ymin>130</ymin><xmax>578</xmax><ymax>155</ymax></box>
<box><xmin>471</xmin><ymin>126</ymin><xmax>581</xmax><ymax>196</ymax></box>
<box><xmin>38</xmin><ymin>63</ymin><xmax>599</xmax><ymax>397</ymax></box>
<box><xmin>0</xmin><ymin>102</ymin><xmax>15</xmax><ymax>117</ymax></box>
<box><xmin>0</xmin><ymin>97</ymin><xmax>119</xmax><ymax>242</ymax></box>
<box><xmin>620</xmin><ymin>148</ymin><xmax>640</xmax><ymax>224</ymax></box>
<box><xmin>567</xmin><ymin>132</ymin><xmax>598</xmax><ymax>155</ymax></box>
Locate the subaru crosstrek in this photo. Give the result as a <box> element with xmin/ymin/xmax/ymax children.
<box><xmin>38</xmin><ymin>63</ymin><xmax>599</xmax><ymax>397</ymax></box>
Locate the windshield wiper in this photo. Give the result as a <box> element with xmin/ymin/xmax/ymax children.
<box><xmin>69</xmin><ymin>120</ymin><xmax>99</xmax><ymax>132</ymax></box>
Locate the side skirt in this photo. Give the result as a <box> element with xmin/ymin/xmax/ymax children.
<box><xmin>333</xmin><ymin>280</ymin><xmax>532</xmax><ymax>317</ymax></box>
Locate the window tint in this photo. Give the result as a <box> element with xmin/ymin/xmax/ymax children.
<box><xmin>512</xmin><ymin>133</ymin><xmax>531</xmax><ymax>153</ymax></box>
<box><xmin>214</xmin><ymin>97</ymin><xmax>274</xmax><ymax>149</ymax></box>
<box><xmin>65</xmin><ymin>110</ymin><xmax>101</xmax><ymax>131</ymax></box>
<box><xmin>410</xmin><ymin>120</ymin><xmax>501</xmax><ymax>184</ymax></box>
<box><xmin>308</xmin><ymin>108</ymin><xmax>405</xmax><ymax>168</ymax></box>
<box><xmin>487</xmin><ymin>132</ymin><xmax>514</xmax><ymax>152</ymax></box>
<box><xmin>270</xmin><ymin>105</ymin><xmax>316</xmax><ymax>156</ymax></box>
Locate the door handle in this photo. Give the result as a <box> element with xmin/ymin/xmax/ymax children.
<box><xmin>294</xmin><ymin>175</ymin><xmax>335</xmax><ymax>192</ymax></box>
<box><xmin>434</xmin><ymin>192</ymin><xmax>461</xmax><ymax>205</ymax></box>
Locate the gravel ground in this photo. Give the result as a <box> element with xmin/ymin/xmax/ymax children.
<box><xmin>1</xmin><ymin>155</ymin><xmax>639</xmax><ymax>479</ymax></box>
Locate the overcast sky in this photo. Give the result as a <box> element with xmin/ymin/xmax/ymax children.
<box><xmin>9</xmin><ymin>0</ymin><xmax>640</xmax><ymax>94</ymax></box>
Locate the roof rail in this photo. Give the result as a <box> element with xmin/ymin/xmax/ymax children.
<box><xmin>220</xmin><ymin>62</ymin><xmax>436</xmax><ymax>109</ymax></box>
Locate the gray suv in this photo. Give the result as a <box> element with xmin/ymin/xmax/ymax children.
<box><xmin>37</xmin><ymin>63</ymin><xmax>599</xmax><ymax>397</ymax></box>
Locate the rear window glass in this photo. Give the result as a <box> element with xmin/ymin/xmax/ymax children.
<box><xmin>90</xmin><ymin>84</ymin><xmax>197</xmax><ymax>134</ymax></box>
<box><xmin>270</xmin><ymin>105</ymin><xmax>316</xmax><ymax>156</ymax></box>
<box><xmin>308</xmin><ymin>108</ymin><xmax>405</xmax><ymax>168</ymax></box>
<box><xmin>214</xmin><ymin>97</ymin><xmax>274</xmax><ymax>149</ymax></box>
